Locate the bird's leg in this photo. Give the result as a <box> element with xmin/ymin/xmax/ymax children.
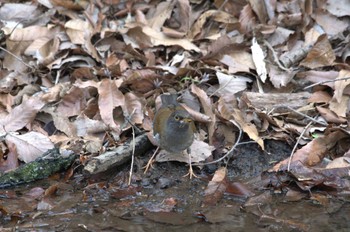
<box><xmin>143</xmin><ymin>147</ymin><xmax>159</xmax><ymax>173</ymax></box>
<box><xmin>183</xmin><ymin>148</ymin><xmax>198</xmax><ymax>179</ymax></box>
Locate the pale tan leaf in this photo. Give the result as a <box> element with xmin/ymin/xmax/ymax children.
<box><xmin>124</xmin><ymin>92</ymin><xmax>145</xmax><ymax>125</ymax></box>
<box><xmin>313</xmin><ymin>9</ymin><xmax>350</xmax><ymax>36</ymax></box>
<box><xmin>333</xmin><ymin>70</ymin><xmax>350</xmax><ymax>103</ymax></box>
<box><xmin>329</xmin><ymin>95</ymin><xmax>349</xmax><ymax>117</ymax></box>
<box><xmin>219</xmin><ymin>52</ymin><xmax>255</xmax><ymax>73</ymax></box>
<box><xmin>203</xmin><ymin>167</ymin><xmax>227</xmax><ymax>206</ymax></box>
<box><xmin>74</xmin><ymin>115</ymin><xmax>108</xmax><ymax>136</ymax></box>
<box><xmin>65</xmin><ymin>19</ymin><xmax>93</xmax><ymax>45</ymax></box>
<box><xmin>0</xmin><ymin>3</ymin><xmax>40</xmax><ymax>23</ymax></box>
<box><xmin>5</xmin><ymin>132</ymin><xmax>54</xmax><ymax>163</ymax></box>
<box><xmin>155</xmin><ymin>139</ymin><xmax>214</xmax><ymax>163</ymax></box>
<box><xmin>216</xmin><ymin>71</ymin><xmax>252</xmax><ymax>95</ymax></box>
<box><xmin>191</xmin><ymin>84</ymin><xmax>216</xmax><ymax>144</ymax></box>
<box><xmin>325</xmin><ymin>157</ymin><xmax>350</xmax><ymax>169</ymax></box>
<box><xmin>142</xmin><ymin>26</ymin><xmax>200</xmax><ymax>52</ymax></box>
<box><xmin>300</xmin><ymin>34</ymin><xmax>335</xmax><ymax>68</ymax></box>
<box><xmin>98</xmin><ymin>79</ymin><xmax>125</xmax><ymax>133</ymax></box>
<box><xmin>272</xmin><ymin>131</ymin><xmax>348</xmax><ymax>171</ymax></box>
<box><xmin>231</xmin><ymin>109</ymin><xmax>264</xmax><ymax>150</ymax></box>
<box><xmin>325</xmin><ymin>0</ymin><xmax>350</xmax><ymax>17</ymax></box>
<box><xmin>9</xmin><ymin>26</ymin><xmax>50</xmax><ymax>41</ymax></box>
<box><xmin>56</xmin><ymin>86</ymin><xmax>86</xmax><ymax>117</ymax></box>
<box><xmin>251</xmin><ymin>38</ymin><xmax>267</xmax><ymax>82</ymax></box>
<box><xmin>0</xmin><ymin>96</ymin><xmax>45</xmax><ymax>133</ymax></box>
<box><xmin>147</xmin><ymin>1</ymin><xmax>174</xmax><ymax>30</ymax></box>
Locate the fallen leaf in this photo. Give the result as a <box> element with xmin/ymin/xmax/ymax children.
<box><xmin>251</xmin><ymin>37</ymin><xmax>267</xmax><ymax>82</ymax></box>
<box><xmin>5</xmin><ymin>131</ymin><xmax>54</xmax><ymax>163</ymax></box>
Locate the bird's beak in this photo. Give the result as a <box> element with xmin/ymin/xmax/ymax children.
<box><xmin>182</xmin><ymin>118</ymin><xmax>192</xmax><ymax>124</ymax></box>
<box><xmin>181</xmin><ymin>118</ymin><xmax>192</xmax><ymax>127</ymax></box>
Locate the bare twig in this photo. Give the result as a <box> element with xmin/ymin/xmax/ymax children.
<box><xmin>286</xmin><ymin>106</ymin><xmax>328</xmax><ymax>126</ymax></box>
<box><xmin>263</xmin><ymin>40</ymin><xmax>291</xmax><ymax>72</ymax></box>
<box><xmin>287</xmin><ymin>120</ymin><xmax>313</xmax><ymax>171</ymax></box>
<box><xmin>193</xmin><ymin>119</ymin><xmax>243</xmax><ymax>166</ymax></box>
<box><xmin>0</xmin><ymin>47</ymin><xmax>34</xmax><ymax>70</ymax></box>
<box><xmin>128</xmin><ymin>124</ymin><xmax>136</xmax><ymax>186</ymax></box>
<box><xmin>209</xmin><ymin>74</ymin><xmax>236</xmax><ymax>98</ymax></box>
<box><xmin>143</xmin><ymin>147</ymin><xmax>159</xmax><ymax>173</ymax></box>
<box><xmin>303</xmin><ymin>77</ymin><xmax>350</xmax><ymax>90</ymax></box>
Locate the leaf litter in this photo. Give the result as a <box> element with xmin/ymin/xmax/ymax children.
<box><xmin>0</xmin><ymin>0</ymin><xmax>350</xmax><ymax>230</ymax></box>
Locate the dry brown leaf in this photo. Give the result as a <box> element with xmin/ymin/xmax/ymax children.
<box><xmin>268</xmin><ymin>64</ymin><xmax>296</xmax><ymax>88</ymax></box>
<box><xmin>217</xmin><ymin>94</ymin><xmax>238</xmax><ymax>120</ymax></box>
<box><xmin>226</xmin><ymin>182</ymin><xmax>254</xmax><ymax>197</ymax></box>
<box><xmin>155</xmin><ymin>139</ymin><xmax>214</xmax><ymax>164</ymax></box>
<box><xmin>313</xmin><ymin>9</ymin><xmax>350</xmax><ymax>36</ymax></box>
<box><xmin>50</xmin><ymin>0</ymin><xmax>87</xmax><ymax>10</ymax></box>
<box><xmin>74</xmin><ymin>115</ymin><xmax>108</xmax><ymax>136</ymax></box>
<box><xmin>220</xmin><ymin>51</ymin><xmax>255</xmax><ymax>73</ymax></box>
<box><xmin>316</xmin><ymin>106</ymin><xmax>347</xmax><ymax>124</ymax></box>
<box><xmin>239</xmin><ymin>4</ymin><xmax>257</xmax><ymax>34</ymax></box>
<box><xmin>124</xmin><ymin>92</ymin><xmax>145</xmax><ymax>125</ymax></box>
<box><xmin>142</xmin><ymin>26</ymin><xmax>200</xmax><ymax>52</ymax></box>
<box><xmin>0</xmin><ymin>142</ymin><xmax>18</xmax><ymax>172</ymax></box>
<box><xmin>5</xmin><ymin>132</ymin><xmax>54</xmax><ymax>163</ymax></box>
<box><xmin>267</xmin><ymin>27</ymin><xmax>294</xmax><ymax>46</ymax></box>
<box><xmin>325</xmin><ymin>0</ymin><xmax>350</xmax><ymax>17</ymax></box>
<box><xmin>56</xmin><ymin>86</ymin><xmax>86</xmax><ymax>117</ymax></box>
<box><xmin>24</xmin><ymin>29</ymin><xmax>61</xmax><ymax>64</ymax></box>
<box><xmin>203</xmin><ymin>167</ymin><xmax>227</xmax><ymax>206</ymax></box>
<box><xmin>0</xmin><ymin>3</ymin><xmax>41</xmax><ymax>23</ymax></box>
<box><xmin>332</xmin><ymin>70</ymin><xmax>350</xmax><ymax>103</ymax></box>
<box><xmin>0</xmin><ymin>96</ymin><xmax>46</xmax><ymax>133</ymax></box>
<box><xmin>300</xmin><ymin>34</ymin><xmax>335</xmax><ymax>69</ymax></box>
<box><xmin>325</xmin><ymin>157</ymin><xmax>350</xmax><ymax>169</ymax></box>
<box><xmin>216</xmin><ymin>71</ymin><xmax>252</xmax><ymax>95</ymax></box>
<box><xmin>0</xmin><ymin>72</ymin><xmax>17</xmax><ymax>94</ymax></box>
<box><xmin>272</xmin><ymin>130</ymin><xmax>349</xmax><ymax>171</ymax></box>
<box><xmin>251</xmin><ymin>38</ymin><xmax>267</xmax><ymax>82</ymax></box>
<box><xmin>65</xmin><ymin>19</ymin><xmax>93</xmax><ymax>45</ymax></box>
<box><xmin>231</xmin><ymin>109</ymin><xmax>264</xmax><ymax>150</ymax></box>
<box><xmin>189</xmin><ymin>10</ymin><xmax>238</xmax><ymax>39</ymax></box>
<box><xmin>147</xmin><ymin>1</ymin><xmax>174</xmax><ymax>31</ymax></box>
<box><xmin>3</xmin><ymin>40</ymin><xmax>31</xmax><ymax>72</ymax></box>
<box><xmin>299</xmin><ymin>70</ymin><xmax>338</xmax><ymax>89</ymax></box>
<box><xmin>41</xmin><ymin>83</ymin><xmax>71</xmax><ymax>103</ymax></box>
<box><xmin>248</xmin><ymin>0</ymin><xmax>268</xmax><ymax>23</ymax></box>
<box><xmin>308</xmin><ymin>91</ymin><xmax>332</xmax><ymax>103</ymax></box>
<box><xmin>329</xmin><ymin>95</ymin><xmax>349</xmax><ymax>117</ymax></box>
<box><xmin>98</xmin><ymin>79</ymin><xmax>125</xmax><ymax>133</ymax></box>
<box><xmin>191</xmin><ymin>84</ymin><xmax>216</xmax><ymax>144</ymax></box>
<box><xmin>180</xmin><ymin>103</ymin><xmax>211</xmax><ymax>123</ymax></box>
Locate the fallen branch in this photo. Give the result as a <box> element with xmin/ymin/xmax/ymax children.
<box><xmin>83</xmin><ymin>133</ymin><xmax>153</xmax><ymax>175</ymax></box>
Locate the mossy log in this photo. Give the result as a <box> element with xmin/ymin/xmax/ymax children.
<box><xmin>0</xmin><ymin>148</ymin><xmax>76</xmax><ymax>188</ymax></box>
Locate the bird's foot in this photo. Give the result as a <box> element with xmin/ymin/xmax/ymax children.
<box><xmin>183</xmin><ymin>162</ymin><xmax>199</xmax><ymax>179</ymax></box>
<box><xmin>143</xmin><ymin>147</ymin><xmax>159</xmax><ymax>173</ymax></box>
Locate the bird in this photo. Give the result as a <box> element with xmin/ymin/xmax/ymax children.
<box><xmin>144</xmin><ymin>93</ymin><xmax>197</xmax><ymax>178</ymax></box>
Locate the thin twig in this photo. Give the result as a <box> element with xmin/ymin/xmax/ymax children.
<box><xmin>143</xmin><ymin>147</ymin><xmax>159</xmax><ymax>173</ymax></box>
<box><xmin>193</xmin><ymin>119</ymin><xmax>243</xmax><ymax>166</ymax></box>
<box><xmin>128</xmin><ymin>123</ymin><xmax>136</xmax><ymax>186</ymax></box>
<box><xmin>303</xmin><ymin>77</ymin><xmax>350</xmax><ymax>90</ymax></box>
<box><xmin>0</xmin><ymin>47</ymin><xmax>34</xmax><ymax>70</ymax></box>
<box><xmin>209</xmin><ymin>74</ymin><xmax>236</xmax><ymax>98</ymax></box>
<box><xmin>263</xmin><ymin>40</ymin><xmax>291</xmax><ymax>72</ymax></box>
<box><xmin>127</xmin><ymin>109</ymin><xmax>137</xmax><ymax>186</ymax></box>
<box><xmin>287</xmin><ymin>120</ymin><xmax>313</xmax><ymax>171</ymax></box>
<box><xmin>286</xmin><ymin>106</ymin><xmax>328</xmax><ymax>126</ymax></box>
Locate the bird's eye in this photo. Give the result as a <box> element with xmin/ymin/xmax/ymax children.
<box><xmin>174</xmin><ymin>115</ymin><xmax>180</xmax><ymax>121</ymax></box>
